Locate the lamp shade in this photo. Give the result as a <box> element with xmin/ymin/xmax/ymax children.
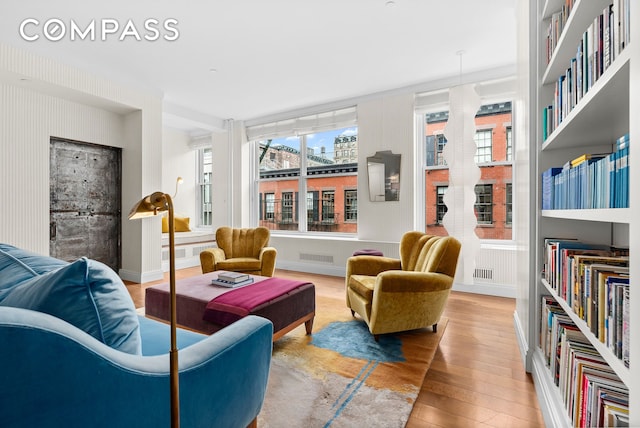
<box><xmin>128</xmin><ymin>192</ymin><xmax>169</xmax><ymax>219</ymax></box>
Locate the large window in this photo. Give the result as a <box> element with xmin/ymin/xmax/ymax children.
<box><xmin>422</xmin><ymin>99</ymin><xmax>513</xmax><ymax>240</ymax></box>
<box><xmin>197</xmin><ymin>148</ymin><xmax>212</xmax><ymax>227</ymax></box>
<box><xmin>251</xmin><ymin>108</ymin><xmax>358</xmax><ymax>234</ymax></box>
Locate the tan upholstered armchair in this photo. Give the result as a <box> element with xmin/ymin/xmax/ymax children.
<box><xmin>200</xmin><ymin>226</ymin><xmax>277</xmax><ymax>277</ymax></box>
<box><xmin>346</xmin><ymin>232</ymin><xmax>461</xmax><ymax>339</ymax></box>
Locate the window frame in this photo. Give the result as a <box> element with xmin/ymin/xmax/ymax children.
<box><xmin>474</xmin><ymin>184</ymin><xmax>493</xmax><ymax>225</ymax></box>
<box><xmin>196</xmin><ymin>147</ymin><xmax>212</xmax><ymax>227</ymax></box>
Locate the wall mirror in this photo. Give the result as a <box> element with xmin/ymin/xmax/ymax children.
<box><xmin>367</xmin><ymin>150</ymin><xmax>401</xmax><ymax>202</ymax></box>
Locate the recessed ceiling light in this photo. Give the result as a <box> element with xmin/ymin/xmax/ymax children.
<box><xmin>385</xmin><ymin>1</ymin><xmax>396</xmax><ymax>7</ymax></box>
<box><xmin>209</xmin><ymin>68</ymin><xmax>218</xmax><ymax>73</ymax></box>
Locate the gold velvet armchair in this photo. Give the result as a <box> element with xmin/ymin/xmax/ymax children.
<box><xmin>346</xmin><ymin>232</ymin><xmax>461</xmax><ymax>339</ymax></box>
<box><xmin>200</xmin><ymin>226</ymin><xmax>277</xmax><ymax>277</ymax></box>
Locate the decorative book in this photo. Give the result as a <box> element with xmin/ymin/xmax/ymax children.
<box><xmin>217</xmin><ymin>272</ymin><xmax>250</xmax><ymax>283</ymax></box>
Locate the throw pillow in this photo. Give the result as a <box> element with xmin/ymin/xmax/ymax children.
<box><xmin>0</xmin><ymin>244</ymin><xmax>69</xmax><ymax>299</ymax></box>
<box><xmin>0</xmin><ymin>257</ymin><xmax>142</xmax><ymax>355</ymax></box>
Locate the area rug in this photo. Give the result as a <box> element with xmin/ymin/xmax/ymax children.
<box><xmin>258</xmin><ymin>295</ymin><xmax>447</xmax><ymax>428</ymax></box>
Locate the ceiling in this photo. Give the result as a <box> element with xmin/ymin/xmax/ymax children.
<box><xmin>0</xmin><ymin>0</ymin><xmax>517</xmax><ymax>128</ymax></box>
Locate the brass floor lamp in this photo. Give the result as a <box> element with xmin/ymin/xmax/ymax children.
<box><xmin>129</xmin><ymin>191</ymin><xmax>180</xmax><ymax>428</ymax></box>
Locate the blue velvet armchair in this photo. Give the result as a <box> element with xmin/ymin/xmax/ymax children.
<box><xmin>0</xmin><ymin>243</ymin><xmax>273</xmax><ymax>428</ymax></box>
<box><xmin>0</xmin><ymin>308</ymin><xmax>273</xmax><ymax>428</ymax></box>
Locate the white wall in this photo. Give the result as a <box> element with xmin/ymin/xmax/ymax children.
<box><xmin>0</xmin><ymin>42</ymin><xmax>163</xmax><ymax>282</ymax></box>
<box><xmin>162</xmin><ymin>128</ymin><xmax>197</xmax><ymax>222</ymax></box>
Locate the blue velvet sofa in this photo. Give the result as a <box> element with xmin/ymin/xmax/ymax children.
<box><xmin>0</xmin><ymin>243</ymin><xmax>273</xmax><ymax>428</ymax></box>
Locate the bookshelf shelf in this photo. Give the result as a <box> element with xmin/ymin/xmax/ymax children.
<box><xmin>542</xmin><ymin>0</ymin><xmax>617</xmax><ymax>85</ymax></box>
<box><xmin>529</xmin><ymin>0</ymin><xmax>635</xmax><ymax>426</ymax></box>
<box><xmin>541</xmin><ymin>208</ymin><xmax>630</xmax><ymax>223</ymax></box>
<box><xmin>541</xmin><ymin>49</ymin><xmax>630</xmax><ymax>151</ymax></box>
<box><xmin>541</xmin><ymin>278</ymin><xmax>630</xmax><ymax>383</ymax></box>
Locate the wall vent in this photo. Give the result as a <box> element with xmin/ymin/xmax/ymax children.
<box><xmin>473</xmin><ymin>267</ymin><xmax>494</xmax><ymax>280</ymax></box>
<box><xmin>192</xmin><ymin>245</ymin><xmax>213</xmax><ymax>255</ymax></box>
<box><xmin>162</xmin><ymin>248</ymin><xmax>187</xmax><ymax>260</ymax></box>
<box><xmin>299</xmin><ymin>253</ymin><xmax>334</xmax><ymax>264</ymax></box>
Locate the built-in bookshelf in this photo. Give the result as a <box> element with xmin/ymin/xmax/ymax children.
<box><xmin>530</xmin><ymin>0</ymin><xmax>636</xmax><ymax>426</ymax></box>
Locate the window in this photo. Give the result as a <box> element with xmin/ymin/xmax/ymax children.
<box><xmin>322</xmin><ymin>190</ymin><xmax>335</xmax><ymax>222</ymax></box>
<box><xmin>421</xmin><ymin>98</ymin><xmax>512</xmax><ymax>240</ymax></box>
<box><xmin>505</xmin><ymin>183</ymin><xmax>513</xmax><ymax>226</ymax></box>
<box><xmin>436</xmin><ymin>186</ymin><xmax>448</xmax><ymax>224</ymax></box>
<box><xmin>506</xmin><ymin>127</ymin><xmax>513</xmax><ymax>161</ymax></box>
<box><xmin>253</xmin><ymin>109</ymin><xmax>358</xmax><ymax>234</ymax></box>
<box><xmin>281</xmin><ymin>192</ymin><xmax>295</xmax><ymax>223</ymax></box>
<box><xmin>474</xmin><ymin>184</ymin><xmax>493</xmax><ymax>224</ymax></box>
<box><xmin>426</xmin><ymin>134</ymin><xmax>447</xmax><ymax>167</ymax></box>
<box><xmin>474</xmin><ymin>129</ymin><xmax>492</xmax><ymax>163</ymax></box>
<box><xmin>344</xmin><ymin>189</ymin><xmax>357</xmax><ymax>222</ymax></box>
<box><xmin>264</xmin><ymin>193</ymin><xmax>275</xmax><ymax>220</ymax></box>
<box><xmin>197</xmin><ymin>148</ymin><xmax>212</xmax><ymax>226</ymax></box>
<box><xmin>307</xmin><ymin>191</ymin><xmax>319</xmax><ymax>223</ymax></box>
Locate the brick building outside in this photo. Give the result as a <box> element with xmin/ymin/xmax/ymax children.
<box><xmin>425</xmin><ymin>102</ymin><xmax>513</xmax><ymax>240</ymax></box>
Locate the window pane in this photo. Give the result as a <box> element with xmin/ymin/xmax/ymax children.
<box><xmin>425</xmin><ymin>100</ymin><xmax>513</xmax><ymax>240</ymax></box>
<box><xmin>257</xmin><ymin>125</ymin><xmax>358</xmax><ymax>234</ymax></box>
<box><xmin>257</xmin><ymin>137</ymin><xmax>300</xmax><ymax>231</ymax></box>
<box><xmin>198</xmin><ymin>148</ymin><xmax>212</xmax><ymax>226</ymax></box>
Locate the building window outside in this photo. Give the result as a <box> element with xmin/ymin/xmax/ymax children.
<box><xmin>281</xmin><ymin>192</ymin><xmax>294</xmax><ymax>223</ymax></box>
<box><xmin>505</xmin><ymin>183</ymin><xmax>513</xmax><ymax>226</ymax></box>
<box><xmin>474</xmin><ymin>129</ymin><xmax>492</xmax><ymax>164</ymax></box>
<box><xmin>474</xmin><ymin>184</ymin><xmax>493</xmax><ymax>224</ymax></box>
<box><xmin>436</xmin><ymin>186</ymin><xmax>448</xmax><ymax>224</ymax></box>
<box><xmin>265</xmin><ymin>193</ymin><xmax>275</xmax><ymax>220</ymax></box>
<box><xmin>426</xmin><ymin>134</ymin><xmax>448</xmax><ymax>167</ymax></box>
<box><xmin>322</xmin><ymin>190</ymin><xmax>335</xmax><ymax>222</ymax></box>
<box><xmin>344</xmin><ymin>189</ymin><xmax>357</xmax><ymax>222</ymax></box>
<box><xmin>506</xmin><ymin>127</ymin><xmax>513</xmax><ymax>161</ymax></box>
<box><xmin>197</xmin><ymin>148</ymin><xmax>212</xmax><ymax>227</ymax></box>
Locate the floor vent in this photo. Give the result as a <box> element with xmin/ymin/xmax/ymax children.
<box><xmin>474</xmin><ymin>267</ymin><xmax>494</xmax><ymax>280</ymax></box>
<box><xmin>299</xmin><ymin>253</ymin><xmax>334</xmax><ymax>264</ymax></box>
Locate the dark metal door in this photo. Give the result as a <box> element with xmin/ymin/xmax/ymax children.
<box><xmin>50</xmin><ymin>138</ymin><xmax>122</xmax><ymax>272</ymax></box>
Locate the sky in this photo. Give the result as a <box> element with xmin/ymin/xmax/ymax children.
<box><xmin>271</xmin><ymin>126</ymin><xmax>357</xmax><ymax>160</ymax></box>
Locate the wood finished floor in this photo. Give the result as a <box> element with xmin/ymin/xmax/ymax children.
<box><xmin>125</xmin><ymin>267</ymin><xmax>544</xmax><ymax>428</ymax></box>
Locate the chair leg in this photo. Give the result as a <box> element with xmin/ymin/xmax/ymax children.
<box><xmin>350</xmin><ymin>309</ymin><xmax>355</xmax><ymax>317</ymax></box>
<box><xmin>373</xmin><ymin>334</ymin><xmax>380</xmax><ymax>342</ymax></box>
<box><xmin>432</xmin><ymin>323</ymin><xmax>437</xmax><ymax>333</ymax></box>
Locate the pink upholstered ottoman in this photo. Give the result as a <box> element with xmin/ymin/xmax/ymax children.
<box><xmin>145</xmin><ymin>272</ymin><xmax>315</xmax><ymax>341</ymax></box>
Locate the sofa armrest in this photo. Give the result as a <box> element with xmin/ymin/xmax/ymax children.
<box><xmin>259</xmin><ymin>246</ymin><xmax>277</xmax><ymax>277</ymax></box>
<box><xmin>346</xmin><ymin>255</ymin><xmax>401</xmax><ymax>279</ymax></box>
<box><xmin>199</xmin><ymin>247</ymin><xmax>226</xmax><ymax>273</ymax></box>
<box><xmin>0</xmin><ymin>307</ymin><xmax>273</xmax><ymax>428</ymax></box>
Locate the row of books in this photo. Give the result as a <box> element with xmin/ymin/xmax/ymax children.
<box><xmin>541</xmin><ymin>296</ymin><xmax>629</xmax><ymax>427</ymax></box>
<box><xmin>545</xmin><ymin>0</ymin><xmax>576</xmax><ymax>65</ymax></box>
<box><xmin>541</xmin><ymin>134</ymin><xmax>629</xmax><ymax>210</ymax></box>
<box><xmin>542</xmin><ymin>0</ymin><xmax>630</xmax><ymax>141</ymax></box>
<box><xmin>543</xmin><ymin>238</ymin><xmax>630</xmax><ymax>365</ymax></box>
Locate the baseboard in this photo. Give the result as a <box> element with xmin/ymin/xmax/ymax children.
<box><xmin>119</xmin><ymin>268</ymin><xmax>164</xmax><ymax>283</ymax></box>
<box><xmin>531</xmin><ymin>349</ymin><xmax>571</xmax><ymax>428</ymax></box>
<box><xmin>512</xmin><ymin>310</ymin><xmax>529</xmax><ymax>368</ymax></box>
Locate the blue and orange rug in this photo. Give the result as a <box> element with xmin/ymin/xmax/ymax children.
<box><xmin>258</xmin><ymin>295</ymin><xmax>448</xmax><ymax>428</ymax></box>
